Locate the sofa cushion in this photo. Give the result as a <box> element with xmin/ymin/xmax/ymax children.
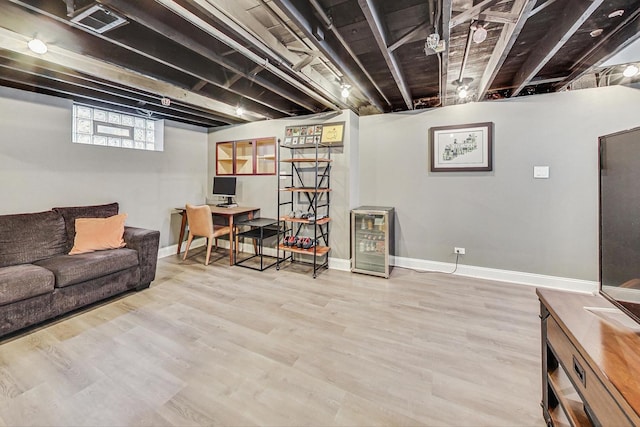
<box><xmin>34</xmin><ymin>248</ymin><xmax>139</xmax><ymax>288</ymax></box>
<box><xmin>0</xmin><ymin>264</ymin><xmax>55</xmax><ymax>306</ymax></box>
<box><xmin>70</xmin><ymin>214</ymin><xmax>127</xmax><ymax>255</ymax></box>
<box><xmin>53</xmin><ymin>203</ymin><xmax>119</xmax><ymax>253</ymax></box>
<box><xmin>0</xmin><ymin>210</ymin><xmax>67</xmax><ymax>268</ymax></box>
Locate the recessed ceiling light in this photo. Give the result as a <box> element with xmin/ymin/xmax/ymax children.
<box><xmin>608</xmin><ymin>9</ymin><xmax>624</xmax><ymax>18</ymax></box>
<box><xmin>623</xmin><ymin>64</ymin><xmax>639</xmax><ymax>78</ymax></box>
<box><xmin>235</xmin><ymin>107</ymin><xmax>244</xmax><ymax>116</ymax></box>
<box><xmin>27</xmin><ymin>38</ymin><xmax>47</xmax><ymax>54</ymax></box>
<box><xmin>590</xmin><ymin>29</ymin><xmax>603</xmax><ymax>37</ymax></box>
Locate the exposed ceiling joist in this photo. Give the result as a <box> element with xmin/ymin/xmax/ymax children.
<box><xmin>307</xmin><ymin>0</ymin><xmax>391</xmax><ymax>109</ymax></box>
<box><xmin>153</xmin><ymin>0</ymin><xmax>344</xmax><ymax>112</ymax></box>
<box><xmin>0</xmin><ymin>50</ymin><xmax>232</xmax><ymax>126</ymax></box>
<box><xmin>388</xmin><ymin>23</ymin><xmax>430</xmax><ymax>52</ymax></box>
<box><xmin>558</xmin><ymin>7</ymin><xmax>640</xmax><ymax>91</ymax></box>
<box><xmin>510</xmin><ymin>0</ymin><xmax>605</xmax><ymax>96</ymax></box>
<box><xmin>476</xmin><ymin>11</ymin><xmax>518</xmax><ymax>25</ymax></box>
<box><xmin>528</xmin><ymin>0</ymin><xmax>558</xmax><ymax>18</ymax></box>
<box><xmin>449</xmin><ymin>0</ymin><xmax>501</xmax><ymax>28</ymax></box>
<box><xmin>97</xmin><ymin>0</ymin><xmax>318</xmax><ymax>114</ymax></box>
<box><xmin>9</xmin><ymin>0</ymin><xmax>292</xmax><ymax>118</ymax></box>
<box><xmin>0</xmin><ymin>27</ymin><xmax>260</xmax><ymax>122</ymax></box>
<box><xmin>476</xmin><ymin>0</ymin><xmax>537</xmax><ymax>99</ymax></box>
<box><xmin>271</xmin><ymin>0</ymin><xmax>388</xmax><ymax>112</ymax></box>
<box><xmin>358</xmin><ymin>0</ymin><xmax>413</xmax><ymax>109</ymax></box>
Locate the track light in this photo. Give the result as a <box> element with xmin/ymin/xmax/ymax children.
<box><xmin>454</xmin><ymin>78</ymin><xmax>473</xmax><ymax>100</ymax></box>
<box><xmin>27</xmin><ymin>38</ymin><xmax>47</xmax><ymax>54</ymax></box>
<box><xmin>623</xmin><ymin>64</ymin><xmax>639</xmax><ymax>78</ymax></box>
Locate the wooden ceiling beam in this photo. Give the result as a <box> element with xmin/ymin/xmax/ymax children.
<box><xmin>271</xmin><ymin>0</ymin><xmax>387</xmax><ymax>111</ymax></box>
<box><xmin>159</xmin><ymin>0</ymin><xmax>344</xmax><ymax>111</ymax></box>
<box><xmin>358</xmin><ymin>0</ymin><xmax>413</xmax><ymax>109</ymax></box>
<box><xmin>7</xmin><ymin>0</ymin><xmax>292</xmax><ymax>119</ymax></box>
<box><xmin>449</xmin><ymin>0</ymin><xmax>501</xmax><ymax>28</ymax></box>
<box><xmin>0</xmin><ymin>59</ymin><xmax>228</xmax><ymax>126</ymax></box>
<box><xmin>529</xmin><ymin>0</ymin><xmax>558</xmax><ymax>18</ymax></box>
<box><xmin>388</xmin><ymin>23</ymin><xmax>430</xmax><ymax>52</ymax></box>
<box><xmin>476</xmin><ymin>12</ymin><xmax>518</xmax><ymax>25</ymax></box>
<box><xmin>510</xmin><ymin>0</ymin><xmax>605</xmax><ymax>97</ymax></box>
<box><xmin>0</xmin><ymin>26</ymin><xmax>263</xmax><ymax>122</ymax></box>
<box><xmin>96</xmin><ymin>0</ymin><xmax>314</xmax><ymax>114</ymax></box>
<box><xmin>476</xmin><ymin>0</ymin><xmax>537</xmax><ymax>100</ymax></box>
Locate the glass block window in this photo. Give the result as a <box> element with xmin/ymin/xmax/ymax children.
<box><xmin>72</xmin><ymin>104</ymin><xmax>164</xmax><ymax>151</ymax></box>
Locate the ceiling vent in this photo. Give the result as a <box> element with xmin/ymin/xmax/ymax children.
<box><xmin>70</xmin><ymin>4</ymin><xmax>127</xmax><ymax>34</ymax></box>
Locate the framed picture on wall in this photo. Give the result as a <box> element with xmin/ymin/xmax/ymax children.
<box><xmin>429</xmin><ymin>122</ymin><xmax>493</xmax><ymax>172</ymax></box>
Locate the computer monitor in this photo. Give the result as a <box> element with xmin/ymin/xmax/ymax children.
<box><xmin>212</xmin><ymin>176</ymin><xmax>236</xmax><ymax>205</ymax></box>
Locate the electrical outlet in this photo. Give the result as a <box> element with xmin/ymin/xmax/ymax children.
<box><xmin>454</xmin><ymin>247</ymin><xmax>465</xmax><ymax>255</ymax></box>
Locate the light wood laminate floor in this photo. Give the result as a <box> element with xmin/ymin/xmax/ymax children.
<box><xmin>0</xmin><ymin>249</ymin><xmax>545</xmax><ymax>426</ymax></box>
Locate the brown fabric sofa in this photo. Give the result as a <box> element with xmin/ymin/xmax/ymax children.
<box><xmin>0</xmin><ymin>203</ymin><xmax>160</xmax><ymax>338</ymax></box>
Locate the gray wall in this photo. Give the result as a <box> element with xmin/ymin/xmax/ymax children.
<box><xmin>0</xmin><ymin>86</ymin><xmax>208</xmax><ymax>249</ymax></box>
<box><xmin>359</xmin><ymin>85</ymin><xmax>640</xmax><ymax>281</ymax></box>
<box><xmin>208</xmin><ymin>111</ymin><xmax>358</xmax><ymax>260</ymax></box>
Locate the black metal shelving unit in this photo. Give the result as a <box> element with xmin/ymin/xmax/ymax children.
<box><xmin>276</xmin><ymin>141</ymin><xmax>331</xmax><ymax>278</ymax></box>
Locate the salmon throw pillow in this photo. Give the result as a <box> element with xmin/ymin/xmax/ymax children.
<box><xmin>69</xmin><ymin>214</ymin><xmax>127</xmax><ymax>255</ymax></box>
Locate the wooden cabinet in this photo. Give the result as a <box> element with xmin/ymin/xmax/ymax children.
<box><xmin>538</xmin><ymin>288</ymin><xmax>640</xmax><ymax>426</ymax></box>
<box><xmin>216</xmin><ymin>141</ymin><xmax>234</xmax><ymax>175</ymax></box>
<box><xmin>216</xmin><ymin>138</ymin><xmax>275</xmax><ymax>175</ymax></box>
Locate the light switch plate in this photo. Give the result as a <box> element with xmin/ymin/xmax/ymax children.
<box><xmin>534</xmin><ymin>166</ymin><xmax>550</xmax><ymax>179</ymax></box>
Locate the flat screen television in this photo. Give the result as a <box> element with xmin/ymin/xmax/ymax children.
<box><xmin>599</xmin><ymin>126</ymin><xmax>640</xmax><ymax>324</ymax></box>
<box><xmin>213</xmin><ymin>176</ymin><xmax>236</xmax><ymax>205</ymax></box>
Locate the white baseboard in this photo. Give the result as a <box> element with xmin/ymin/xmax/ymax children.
<box><xmin>158</xmin><ymin>245</ymin><xmax>596</xmax><ymax>293</ymax></box>
<box><xmin>329</xmin><ymin>257</ymin><xmax>350</xmax><ymax>271</ymax></box>
<box><xmin>391</xmin><ymin>256</ymin><xmax>598</xmax><ymax>293</ymax></box>
<box><xmin>158</xmin><ymin>238</ymin><xmax>207</xmax><ymax>258</ymax></box>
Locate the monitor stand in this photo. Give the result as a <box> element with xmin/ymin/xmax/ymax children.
<box><xmin>216</xmin><ymin>197</ymin><xmax>237</xmax><ymax>208</ymax></box>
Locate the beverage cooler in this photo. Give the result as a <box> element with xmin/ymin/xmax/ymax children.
<box><xmin>351</xmin><ymin>206</ymin><xmax>395</xmax><ymax>278</ymax></box>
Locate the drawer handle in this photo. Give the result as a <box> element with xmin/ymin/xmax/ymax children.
<box><xmin>573</xmin><ymin>356</ymin><xmax>586</xmax><ymax>386</ymax></box>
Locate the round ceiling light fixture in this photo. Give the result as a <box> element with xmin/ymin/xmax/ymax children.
<box><xmin>472</xmin><ymin>23</ymin><xmax>487</xmax><ymax>44</ymax></box>
<box><xmin>589</xmin><ymin>28</ymin><xmax>603</xmax><ymax>38</ymax></box>
<box><xmin>608</xmin><ymin>9</ymin><xmax>624</xmax><ymax>18</ymax></box>
<box><xmin>341</xmin><ymin>84</ymin><xmax>351</xmax><ymax>98</ymax></box>
<box><xmin>235</xmin><ymin>106</ymin><xmax>244</xmax><ymax>116</ymax></box>
<box><xmin>27</xmin><ymin>38</ymin><xmax>48</xmax><ymax>54</ymax></box>
<box><xmin>623</xmin><ymin>64</ymin><xmax>639</xmax><ymax>78</ymax></box>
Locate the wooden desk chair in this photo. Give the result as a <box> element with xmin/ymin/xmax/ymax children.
<box><xmin>183</xmin><ymin>204</ymin><xmax>231</xmax><ymax>266</ymax></box>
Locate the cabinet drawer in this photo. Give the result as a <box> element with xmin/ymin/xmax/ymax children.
<box><xmin>547</xmin><ymin>316</ymin><xmax>632</xmax><ymax>426</ymax></box>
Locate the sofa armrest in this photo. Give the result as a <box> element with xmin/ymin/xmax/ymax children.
<box><xmin>124</xmin><ymin>226</ymin><xmax>160</xmax><ymax>286</ymax></box>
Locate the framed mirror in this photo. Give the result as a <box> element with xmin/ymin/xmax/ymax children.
<box><xmin>599</xmin><ymin>126</ymin><xmax>640</xmax><ymax>324</ymax></box>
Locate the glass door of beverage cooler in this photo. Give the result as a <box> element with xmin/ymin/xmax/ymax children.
<box><xmin>351</xmin><ymin>207</ymin><xmax>394</xmax><ymax>278</ymax></box>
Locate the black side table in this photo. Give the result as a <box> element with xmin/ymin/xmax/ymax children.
<box><xmin>234</xmin><ymin>217</ymin><xmax>280</xmax><ymax>271</ymax></box>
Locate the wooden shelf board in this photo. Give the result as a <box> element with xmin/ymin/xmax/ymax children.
<box><xmin>548</xmin><ymin>369</ymin><xmax>591</xmax><ymax>426</ymax></box>
<box><xmin>279</xmin><ymin>216</ymin><xmax>331</xmax><ymax>225</ymax></box>
<box><xmin>280</xmin><ymin>158</ymin><xmax>332</xmax><ymax>163</ymax></box>
<box><xmin>280</xmin><ymin>187</ymin><xmax>331</xmax><ymax>193</ymax></box>
<box><xmin>278</xmin><ymin>244</ymin><xmax>330</xmax><ymax>256</ymax></box>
